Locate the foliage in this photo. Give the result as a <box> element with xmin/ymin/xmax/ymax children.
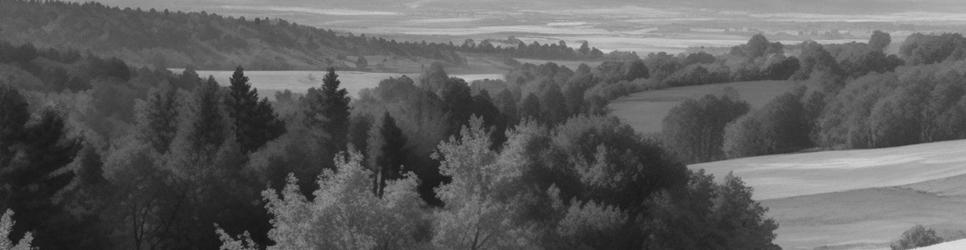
<box><xmin>0</xmin><ymin>210</ymin><xmax>33</xmax><ymax>250</ymax></box>
<box><xmin>724</xmin><ymin>88</ymin><xmax>813</xmax><ymax>158</ymax></box>
<box><xmin>663</xmin><ymin>93</ymin><xmax>750</xmax><ymax>163</ymax></box>
<box><xmin>221</xmin><ymin>152</ymin><xmax>428</xmax><ymax>249</ymax></box>
<box><xmin>891</xmin><ymin>225</ymin><xmax>944</xmax><ymax>250</ymax></box>
<box><xmin>224</xmin><ymin>67</ymin><xmax>286</xmax><ymax>153</ymax></box>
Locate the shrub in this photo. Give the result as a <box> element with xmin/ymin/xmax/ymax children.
<box><xmin>891</xmin><ymin>225</ymin><xmax>944</xmax><ymax>250</ymax></box>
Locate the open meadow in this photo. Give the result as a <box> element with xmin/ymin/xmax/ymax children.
<box><xmin>692</xmin><ymin>139</ymin><xmax>966</xmax><ymax>249</ymax></box>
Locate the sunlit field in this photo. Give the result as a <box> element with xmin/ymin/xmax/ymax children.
<box><xmin>693</xmin><ymin>139</ymin><xmax>966</xmax><ymax>249</ymax></box>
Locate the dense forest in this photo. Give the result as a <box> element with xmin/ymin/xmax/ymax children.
<box><xmin>0</xmin><ymin>0</ymin><xmax>607</xmax><ymax>70</ymax></box>
<box><xmin>661</xmin><ymin>31</ymin><xmax>966</xmax><ymax>165</ymax></box>
<box><xmin>0</xmin><ymin>34</ymin><xmax>779</xmax><ymax>249</ymax></box>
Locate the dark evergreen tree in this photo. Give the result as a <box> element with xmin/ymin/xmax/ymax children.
<box><xmin>224</xmin><ymin>67</ymin><xmax>285</xmax><ymax>153</ymax></box>
<box><xmin>368</xmin><ymin>112</ymin><xmax>408</xmax><ymax>197</ymax></box>
<box><xmin>0</xmin><ymin>84</ymin><xmax>29</xmax><ymax>167</ymax></box>
<box><xmin>471</xmin><ymin>91</ymin><xmax>508</xmax><ymax>148</ymax></box>
<box><xmin>1</xmin><ymin>108</ymin><xmax>82</xmax><ymax>249</ymax></box>
<box><xmin>138</xmin><ymin>82</ymin><xmax>179</xmax><ymax>153</ymax></box>
<box><xmin>190</xmin><ymin>76</ymin><xmax>230</xmax><ymax>152</ymax></box>
<box><xmin>303</xmin><ymin>67</ymin><xmax>351</xmax><ymax>154</ymax></box>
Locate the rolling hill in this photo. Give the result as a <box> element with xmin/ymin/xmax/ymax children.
<box><xmin>692</xmin><ymin>139</ymin><xmax>966</xmax><ymax>249</ymax></box>
<box><xmin>0</xmin><ymin>0</ymin><xmax>471</xmax><ymax>71</ymax></box>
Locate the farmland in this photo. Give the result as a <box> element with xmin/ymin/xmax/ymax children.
<box><xmin>692</xmin><ymin>139</ymin><xmax>966</xmax><ymax>249</ymax></box>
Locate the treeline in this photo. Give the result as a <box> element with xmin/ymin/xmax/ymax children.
<box><xmin>662</xmin><ymin>31</ymin><xmax>966</xmax><ymax>163</ymax></box>
<box><xmin>0</xmin><ymin>0</ymin><xmax>605</xmax><ymax>70</ymax></box>
<box><xmin>460</xmin><ymin>38</ymin><xmax>606</xmax><ymax>60</ymax></box>
<box><xmin>0</xmin><ymin>40</ymin><xmax>778</xmax><ymax>249</ymax></box>
<box><xmin>640</xmin><ymin>31</ymin><xmax>902</xmax><ymax>92</ymax></box>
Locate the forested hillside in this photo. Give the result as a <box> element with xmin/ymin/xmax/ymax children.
<box><xmin>0</xmin><ymin>36</ymin><xmax>778</xmax><ymax>248</ymax></box>
<box><xmin>656</xmin><ymin>31</ymin><xmax>966</xmax><ymax>164</ymax></box>
<box><xmin>0</xmin><ymin>0</ymin><xmax>605</xmax><ymax>70</ymax></box>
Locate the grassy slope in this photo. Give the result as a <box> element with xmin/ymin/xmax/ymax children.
<box><xmin>608</xmin><ymin>80</ymin><xmax>797</xmax><ymax>135</ymax></box>
<box><xmin>692</xmin><ymin>139</ymin><xmax>966</xmax><ymax>250</ymax></box>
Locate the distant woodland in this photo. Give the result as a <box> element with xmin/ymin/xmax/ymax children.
<box><xmin>16</xmin><ymin>0</ymin><xmax>966</xmax><ymax>249</ymax></box>
<box><xmin>661</xmin><ymin>31</ymin><xmax>966</xmax><ymax>166</ymax></box>
<box><xmin>0</xmin><ymin>0</ymin><xmax>606</xmax><ymax>70</ymax></box>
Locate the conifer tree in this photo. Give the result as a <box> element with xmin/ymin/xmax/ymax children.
<box><xmin>368</xmin><ymin>112</ymin><xmax>408</xmax><ymax>197</ymax></box>
<box><xmin>224</xmin><ymin>67</ymin><xmax>285</xmax><ymax>153</ymax></box>
<box><xmin>138</xmin><ymin>82</ymin><xmax>179</xmax><ymax>153</ymax></box>
<box><xmin>190</xmin><ymin>76</ymin><xmax>230</xmax><ymax>153</ymax></box>
<box><xmin>1</xmin><ymin>108</ymin><xmax>81</xmax><ymax>249</ymax></box>
<box><xmin>303</xmin><ymin>67</ymin><xmax>351</xmax><ymax>154</ymax></box>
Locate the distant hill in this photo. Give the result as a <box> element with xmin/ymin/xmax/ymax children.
<box><xmin>87</xmin><ymin>0</ymin><xmax>966</xmax><ymax>15</ymax></box>
<box><xmin>0</xmin><ymin>0</ymin><xmax>471</xmax><ymax>70</ymax></box>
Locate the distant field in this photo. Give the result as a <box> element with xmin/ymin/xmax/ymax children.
<box><xmin>608</xmin><ymin>80</ymin><xmax>798</xmax><ymax>135</ymax></box>
<box><xmin>692</xmin><ymin>139</ymin><xmax>966</xmax><ymax>250</ymax></box>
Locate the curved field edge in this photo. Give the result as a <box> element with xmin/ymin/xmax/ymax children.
<box><xmin>691</xmin><ymin>140</ymin><xmax>966</xmax><ymax>250</ymax></box>
<box><xmin>690</xmin><ymin>139</ymin><xmax>966</xmax><ymax>200</ymax></box>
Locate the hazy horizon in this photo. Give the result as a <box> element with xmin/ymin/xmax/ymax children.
<box><xmin>61</xmin><ymin>0</ymin><xmax>966</xmax><ymax>54</ymax></box>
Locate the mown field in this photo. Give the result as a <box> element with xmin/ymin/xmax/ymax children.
<box><xmin>692</xmin><ymin>139</ymin><xmax>966</xmax><ymax>250</ymax></box>
<box><xmin>608</xmin><ymin>80</ymin><xmax>797</xmax><ymax>135</ymax></box>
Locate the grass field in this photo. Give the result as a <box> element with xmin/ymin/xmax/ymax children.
<box><xmin>692</xmin><ymin>139</ymin><xmax>966</xmax><ymax>250</ymax></box>
<box><xmin>608</xmin><ymin>80</ymin><xmax>798</xmax><ymax>135</ymax></box>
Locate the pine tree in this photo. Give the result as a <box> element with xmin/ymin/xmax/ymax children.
<box><xmin>190</xmin><ymin>76</ymin><xmax>230</xmax><ymax>152</ymax></box>
<box><xmin>224</xmin><ymin>67</ymin><xmax>285</xmax><ymax>153</ymax></box>
<box><xmin>303</xmin><ymin>67</ymin><xmax>351</xmax><ymax>154</ymax></box>
<box><xmin>368</xmin><ymin>112</ymin><xmax>408</xmax><ymax>197</ymax></box>
<box><xmin>138</xmin><ymin>82</ymin><xmax>179</xmax><ymax>153</ymax></box>
<box><xmin>1</xmin><ymin>109</ymin><xmax>81</xmax><ymax>249</ymax></box>
<box><xmin>0</xmin><ymin>84</ymin><xmax>29</xmax><ymax>167</ymax></box>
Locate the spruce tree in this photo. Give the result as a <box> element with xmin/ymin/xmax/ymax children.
<box><xmin>368</xmin><ymin>112</ymin><xmax>408</xmax><ymax>197</ymax></box>
<box><xmin>303</xmin><ymin>67</ymin><xmax>350</xmax><ymax>154</ymax></box>
<box><xmin>224</xmin><ymin>67</ymin><xmax>285</xmax><ymax>153</ymax></box>
<box><xmin>0</xmin><ymin>84</ymin><xmax>29</xmax><ymax>167</ymax></box>
<box><xmin>191</xmin><ymin>76</ymin><xmax>229</xmax><ymax>152</ymax></box>
<box><xmin>138</xmin><ymin>82</ymin><xmax>179</xmax><ymax>153</ymax></box>
<box><xmin>2</xmin><ymin>109</ymin><xmax>81</xmax><ymax>249</ymax></box>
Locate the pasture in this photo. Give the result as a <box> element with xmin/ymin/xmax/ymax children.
<box><xmin>692</xmin><ymin>139</ymin><xmax>966</xmax><ymax>249</ymax></box>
